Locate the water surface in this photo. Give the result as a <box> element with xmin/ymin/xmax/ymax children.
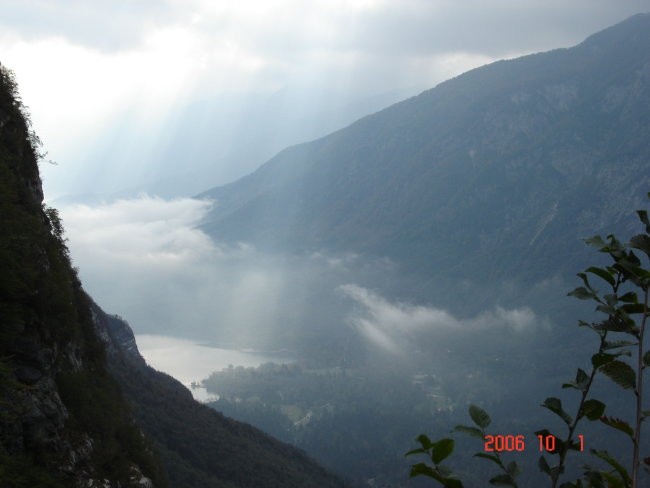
<box><xmin>136</xmin><ymin>334</ymin><xmax>290</xmax><ymax>401</ymax></box>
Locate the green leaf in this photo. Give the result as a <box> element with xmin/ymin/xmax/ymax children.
<box><xmin>415</xmin><ymin>433</ymin><xmax>433</xmax><ymax>450</ymax></box>
<box><xmin>600</xmin><ymin>360</ymin><xmax>637</xmax><ymax>390</ymax></box>
<box><xmin>630</xmin><ymin>234</ymin><xmax>650</xmax><ymax>260</ymax></box>
<box><xmin>618</xmin><ymin>292</ymin><xmax>638</xmax><ymax>304</ymax></box>
<box><xmin>409</xmin><ymin>464</ymin><xmax>464</xmax><ymax>488</ymax></box>
<box><xmin>538</xmin><ymin>455</ymin><xmax>552</xmax><ymax>476</ymax></box>
<box><xmin>578</xmin><ymin>319</ymin><xmax>592</xmax><ymax>328</ymax></box>
<box><xmin>562</xmin><ymin>368</ymin><xmax>589</xmax><ymax>391</ymax></box>
<box><xmin>468</xmin><ymin>404</ymin><xmax>491</xmax><ymax>429</ymax></box>
<box><xmin>637</xmin><ymin>209</ymin><xmax>650</xmax><ymax>234</ymax></box>
<box><xmin>582</xmin><ymin>469</ymin><xmax>606</xmax><ymax>488</ymax></box>
<box><xmin>615</xmin><ymin>259</ymin><xmax>650</xmax><ymax>288</ymax></box>
<box><xmin>619</xmin><ymin>303</ymin><xmax>647</xmax><ymax>315</ymax></box>
<box><xmin>405</xmin><ymin>447</ymin><xmax>425</xmax><ymax>457</ymax></box>
<box><xmin>584</xmin><ymin>235</ymin><xmax>607</xmax><ymax>249</ymax></box>
<box><xmin>541</xmin><ymin>397</ymin><xmax>573</xmax><ymax>426</ymax></box>
<box><xmin>644</xmin><ymin>351</ymin><xmax>650</xmax><ymax>368</ymax></box>
<box><xmin>431</xmin><ymin>438</ymin><xmax>455</xmax><ymax>465</ymax></box>
<box><xmin>590</xmin><ymin>450</ymin><xmax>632</xmax><ymax>485</ymax></box>
<box><xmin>559</xmin><ymin>481</ymin><xmax>585</xmax><ymax>488</ymax></box>
<box><xmin>407</xmin><ymin>433</ymin><xmax>435</xmax><ymax>456</ymax></box>
<box><xmin>600</xmin><ymin>472</ymin><xmax>627</xmax><ymax>488</ymax></box>
<box><xmin>474</xmin><ymin>453</ymin><xmax>505</xmax><ymax>469</ymax></box>
<box><xmin>453</xmin><ymin>425</ymin><xmax>483</xmax><ymax>439</ymax></box>
<box><xmin>441</xmin><ymin>478</ymin><xmax>464</xmax><ymax>488</ymax></box>
<box><xmin>568</xmin><ymin>286</ymin><xmax>597</xmax><ymax>301</ymax></box>
<box><xmin>488</xmin><ymin>473</ymin><xmax>516</xmax><ymax>486</ymax></box>
<box><xmin>506</xmin><ymin>461</ymin><xmax>521</xmax><ymax>477</ymax></box>
<box><xmin>603</xmin><ymin>340</ymin><xmax>636</xmax><ymax>350</ymax></box>
<box><xmin>409</xmin><ymin>462</ymin><xmax>438</xmax><ymax>479</ymax></box>
<box><xmin>575</xmin><ymin>368</ymin><xmax>588</xmax><ymax>384</ymax></box>
<box><xmin>592</xmin><ymin>352</ymin><xmax>617</xmax><ymax>368</ymax></box>
<box><xmin>581</xmin><ymin>399</ymin><xmax>606</xmax><ymax>421</ymax></box>
<box><xmin>567</xmin><ymin>438</ymin><xmax>585</xmax><ymax>452</ymax></box>
<box><xmin>600</xmin><ymin>416</ymin><xmax>634</xmax><ymax>438</ymax></box>
<box><xmin>596</xmin><ymin>304</ymin><xmax>616</xmax><ymax>315</ymax></box>
<box><xmin>594</xmin><ymin>317</ymin><xmax>635</xmax><ymax>333</ymax></box>
<box><xmin>586</xmin><ymin>266</ymin><xmax>616</xmax><ymax>287</ymax></box>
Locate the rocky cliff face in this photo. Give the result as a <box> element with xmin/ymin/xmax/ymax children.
<box><xmin>0</xmin><ymin>65</ymin><xmax>166</xmax><ymax>487</ymax></box>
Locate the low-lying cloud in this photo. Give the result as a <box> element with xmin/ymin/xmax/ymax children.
<box><xmin>61</xmin><ymin>195</ymin><xmax>282</xmax><ymax>344</ymax></box>
<box><xmin>63</xmin><ymin>195</ymin><xmax>216</xmax><ymax>264</ymax></box>
<box><xmin>60</xmin><ymin>196</ymin><xmax>388</xmax><ymax>351</ymax></box>
<box><xmin>60</xmin><ymin>195</ymin><xmax>550</xmax><ymax>371</ymax></box>
<box><xmin>340</xmin><ymin>283</ymin><xmax>544</xmax><ymax>355</ymax></box>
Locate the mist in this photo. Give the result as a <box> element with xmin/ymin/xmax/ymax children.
<box><xmin>60</xmin><ymin>195</ymin><xmax>560</xmax><ymax>375</ymax></box>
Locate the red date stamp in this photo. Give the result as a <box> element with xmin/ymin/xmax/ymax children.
<box><xmin>484</xmin><ymin>434</ymin><xmax>584</xmax><ymax>452</ymax></box>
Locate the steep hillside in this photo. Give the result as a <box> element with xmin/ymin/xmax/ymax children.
<box><xmin>0</xmin><ymin>65</ymin><xmax>350</xmax><ymax>487</ymax></box>
<box><xmin>94</xmin><ymin>305</ymin><xmax>350</xmax><ymax>488</ymax></box>
<box><xmin>200</xmin><ymin>14</ymin><xmax>650</xmax><ymax>301</ymax></box>
<box><xmin>0</xmin><ymin>64</ymin><xmax>167</xmax><ymax>487</ymax></box>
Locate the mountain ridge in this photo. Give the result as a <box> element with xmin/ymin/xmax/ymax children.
<box><xmin>199</xmin><ymin>13</ymin><xmax>650</xmax><ymax>308</ymax></box>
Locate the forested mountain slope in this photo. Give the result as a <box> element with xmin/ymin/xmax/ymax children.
<box><xmin>96</xmin><ymin>305</ymin><xmax>350</xmax><ymax>488</ymax></box>
<box><xmin>200</xmin><ymin>13</ymin><xmax>650</xmax><ymax>296</ymax></box>
<box><xmin>0</xmin><ymin>64</ymin><xmax>166</xmax><ymax>488</ymax></box>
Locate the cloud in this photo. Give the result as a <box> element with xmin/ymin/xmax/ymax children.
<box><xmin>340</xmin><ymin>283</ymin><xmax>544</xmax><ymax>354</ymax></box>
<box><xmin>0</xmin><ymin>0</ymin><xmax>180</xmax><ymax>51</ymax></box>
<box><xmin>59</xmin><ymin>196</ymin><xmax>380</xmax><ymax>349</ymax></box>
<box><xmin>58</xmin><ymin>195</ymin><xmax>554</xmax><ymax>376</ymax></box>
<box><xmin>62</xmin><ymin>195</ymin><xmax>216</xmax><ymax>265</ymax></box>
<box><xmin>60</xmin><ymin>195</ymin><xmax>279</xmax><ymax>343</ymax></box>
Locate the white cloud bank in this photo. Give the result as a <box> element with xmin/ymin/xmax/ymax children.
<box><xmin>60</xmin><ymin>195</ymin><xmax>286</xmax><ymax>344</ymax></box>
<box><xmin>59</xmin><ymin>195</ymin><xmax>370</xmax><ymax>347</ymax></box>
<box><xmin>63</xmin><ymin>195</ymin><xmax>216</xmax><ymax>264</ymax></box>
<box><xmin>340</xmin><ymin>283</ymin><xmax>544</xmax><ymax>354</ymax></box>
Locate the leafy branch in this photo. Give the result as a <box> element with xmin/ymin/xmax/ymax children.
<box><xmin>407</xmin><ymin>195</ymin><xmax>650</xmax><ymax>487</ymax></box>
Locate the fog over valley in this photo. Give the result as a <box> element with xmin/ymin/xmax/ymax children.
<box><xmin>60</xmin><ymin>195</ymin><xmax>553</xmax><ymax>363</ymax></box>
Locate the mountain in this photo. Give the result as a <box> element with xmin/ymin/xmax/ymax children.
<box><xmin>199</xmin><ymin>13</ymin><xmax>650</xmax><ymax>307</ymax></box>
<box><xmin>0</xmin><ymin>64</ymin><xmax>165</xmax><ymax>487</ymax></box>
<box><xmin>0</xmin><ymin>65</ymin><xmax>349</xmax><ymax>487</ymax></box>
<box><xmin>94</xmin><ymin>303</ymin><xmax>350</xmax><ymax>488</ymax></box>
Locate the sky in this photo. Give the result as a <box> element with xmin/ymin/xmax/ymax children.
<box><xmin>2</xmin><ymin>1</ymin><xmax>648</xmax><ymax>361</ymax></box>
<box><xmin>2</xmin><ymin>1</ymin><xmax>649</xmax><ymax>200</ymax></box>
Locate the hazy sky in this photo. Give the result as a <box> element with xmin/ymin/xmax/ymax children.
<box><xmin>2</xmin><ymin>1</ymin><xmax>649</xmax><ymax>199</ymax></box>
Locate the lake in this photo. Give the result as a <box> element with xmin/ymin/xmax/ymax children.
<box><xmin>135</xmin><ymin>334</ymin><xmax>292</xmax><ymax>402</ymax></box>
